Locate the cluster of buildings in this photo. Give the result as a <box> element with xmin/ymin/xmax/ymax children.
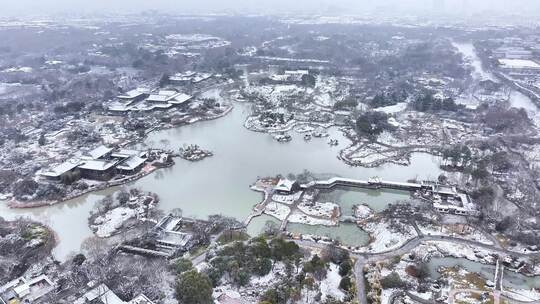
<box><xmin>109</xmin><ymin>88</ymin><xmax>193</xmax><ymax>113</ymax></box>
<box><xmin>39</xmin><ymin>145</ymin><xmax>148</xmax><ymax>182</ymax></box>
<box><xmin>0</xmin><ymin>274</ymin><xmax>155</xmax><ymax>304</ymax></box>
<box><xmin>152</xmin><ymin>215</ymin><xmax>198</xmax><ymax>257</ymax></box>
<box><xmin>0</xmin><ymin>275</ymin><xmax>55</xmax><ymax>304</ymax></box>
<box><xmin>74</xmin><ymin>283</ymin><xmax>155</xmax><ymax>304</ymax></box>
<box><xmin>108</xmin><ymin>71</ymin><xmax>215</xmax><ymax>114</ymax></box>
<box><xmin>268</xmin><ymin>69</ymin><xmax>310</xmax><ymax>83</ymax></box>
<box><xmin>120</xmin><ymin>215</ymin><xmax>212</xmax><ymax>259</ymax></box>
<box><xmin>420</xmin><ymin>182</ymin><xmax>477</xmax><ymax>216</ymax></box>
<box><xmin>169</xmin><ymin>71</ymin><xmax>213</xmax><ymax>86</ymax></box>
<box><xmin>235</xmin><ymin>64</ymin><xmax>315</xmax><ymax>86</ymax></box>
<box><xmin>489</xmin><ymin>37</ymin><xmax>540</xmax><ymax>95</ymax></box>
<box><xmin>498</xmin><ymin>58</ymin><xmax>540</xmax><ymax>73</ymax></box>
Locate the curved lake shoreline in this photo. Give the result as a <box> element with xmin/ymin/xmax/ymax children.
<box><xmin>1</xmin><ymin>101</ymin><xmax>444</xmax><ymax>260</ymax></box>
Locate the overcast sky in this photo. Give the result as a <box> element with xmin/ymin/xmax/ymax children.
<box><xmin>2</xmin><ymin>0</ymin><xmax>540</xmax><ymax>17</ymax></box>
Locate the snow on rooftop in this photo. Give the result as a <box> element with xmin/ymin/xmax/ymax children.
<box><xmin>146</xmin><ymin>94</ymin><xmax>169</xmax><ymax>102</ymax></box>
<box><xmin>78</xmin><ymin>159</ymin><xmax>117</xmax><ymax>171</ymax></box>
<box><xmin>147</xmin><ymin>91</ymin><xmax>183</xmax><ymax>103</ymax></box>
<box><xmin>84</xmin><ymin>145</ymin><xmax>113</xmax><ymax>160</ymax></box>
<box><xmin>112</xmin><ymin>149</ymin><xmax>143</xmax><ymax>158</ymax></box>
<box><xmin>128</xmin><ymin>294</ymin><xmax>155</xmax><ymax>304</ymax></box>
<box><xmin>117</xmin><ymin>156</ymin><xmax>146</xmax><ymax>171</ymax></box>
<box><xmin>159</xmin><ymin>231</ymin><xmax>193</xmax><ymax>247</ymax></box>
<box><xmin>169</xmin><ymin>93</ymin><xmax>193</xmax><ymax>105</ymax></box>
<box><xmin>132</xmin><ymin>103</ymin><xmax>174</xmax><ymax>111</ymax></box>
<box><xmin>118</xmin><ymin>88</ymin><xmax>149</xmax><ymax>99</ymax></box>
<box><xmin>499</xmin><ymin>59</ymin><xmax>540</xmax><ymax>69</ymax></box>
<box><xmin>74</xmin><ymin>284</ymin><xmax>125</xmax><ymax>304</ymax></box>
<box><xmin>275</xmin><ymin>179</ymin><xmax>297</xmax><ymax>192</ymax></box>
<box><xmin>40</xmin><ymin>160</ymin><xmax>80</xmax><ymax>177</ymax></box>
<box><xmin>284</xmin><ymin>70</ymin><xmax>309</xmax><ymax>75</ymax></box>
<box><xmin>108</xmin><ymin>102</ymin><xmax>131</xmax><ymax>112</ymax></box>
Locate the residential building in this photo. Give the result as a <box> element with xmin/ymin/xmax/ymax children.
<box><xmin>78</xmin><ymin>159</ymin><xmax>119</xmax><ymax>181</ymax></box>
<box><xmin>498</xmin><ymin>58</ymin><xmax>540</xmax><ymax>73</ymax></box>
<box><xmin>118</xmin><ymin>88</ymin><xmax>151</xmax><ymax>103</ymax></box>
<box><xmin>82</xmin><ymin>145</ymin><xmax>114</xmax><ymax>160</ymax></box>
<box><xmin>40</xmin><ymin>160</ymin><xmax>80</xmax><ymax>181</ymax></box>
<box><xmin>169</xmin><ymin>71</ymin><xmax>213</xmax><ymax>85</ymax></box>
<box><xmin>274</xmin><ymin>179</ymin><xmax>300</xmax><ymax>194</ymax></box>
<box><xmin>116</xmin><ymin>156</ymin><xmax>146</xmax><ymax>175</ymax></box>
<box><xmin>39</xmin><ymin>146</ymin><xmax>148</xmax><ymax>182</ymax></box>
<box><xmin>74</xmin><ymin>283</ymin><xmax>155</xmax><ymax>304</ymax></box>
<box><xmin>0</xmin><ymin>275</ymin><xmax>55</xmax><ymax>304</ymax></box>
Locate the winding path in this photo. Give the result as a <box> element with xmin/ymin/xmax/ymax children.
<box><xmin>293</xmin><ymin>233</ymin><xmax>540</xmax><ymax>304</ymax></box>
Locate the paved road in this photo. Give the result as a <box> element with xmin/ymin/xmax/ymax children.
<box><xmin>354</xmin><ymin>256</ymin><xmax>367</xmax><ymax>304</ymax></box>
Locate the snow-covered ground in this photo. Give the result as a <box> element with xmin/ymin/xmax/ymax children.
<box><xmin>425</xmin><ymin>241</ymin><xmax>495</xmax><ymax>264</ymax></box>
<box><xmin>250</xmin><ymin>262</ymin><xmax>286</xmax><ymax>287</ymax></box>
<box><xmin>314</xmin><ymin>93</ymin><xmax>336</xmax><ymax>108</ymax></box>
<box><xmin>288</xmin><ymin>210</ymin><xmax>336</xmax><ymax>226</ymax></box>
<box><xmin>358</xmin><ymin>220</ymin><xmax>417</xmax><ymax>253</ymax></box>
<box><xmin>272</xmin><ymin>192</ymin><xmax>302</xmax><ymax>205</ymax></box>
<box><xmin>354</xmin><ymin>204</ymin><xmax>374</xmax><ymax>220</ymax></box>
<box><xmin>319</xmin><ymin>263</ymin><xmax>345</xmax><ymax>301</ymax></box>
<box><xmin>417</xmin><ymin>223</ymin><xmax>494</xmax><ymax>245</ymax></box>
<box><xmin>213</xmin><ymin>262</ymin><xmax>288</xmax><ymax>303</ymax></box>
<box><xmin>374</xmin><ymin>102</ymin><xmax>407</xmax><ymax>114</ymax></box>
<box><xmin>504</xmin><ymin>288</ymin><xmax>540</xmax><ymax>302</ymax></box>
<box><xmin>380</xmin><ymin>288</ymin><xmax>398</xmax><ymax>304</ymax></box>
<box><xmin>297</xmin><ymin>201</ymin><xmax>339</xmax><ymax>219</ymax></box>
<box><xmin>264</xmin><ymin>202</ymin><xmax>290</xmax><ymax>221</ymax></box>
<box><xmin>90</xmin><ymin>207</ymin><xmax>137</xmax><ymax>238</ymax></box>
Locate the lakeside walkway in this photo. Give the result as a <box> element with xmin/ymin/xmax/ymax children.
<box><xmin>294</xmin><ymin>234</ymin><xmax>540</xmax><ymax>304</ymax></box>
<box><xmin>302</xmin><ymin>177</ymin><xmax>423</xmax><ymax>191</ymax></box>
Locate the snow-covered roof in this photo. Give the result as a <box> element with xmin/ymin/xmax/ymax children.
<box><xmin>78</xmin><ymin>159</ymin><xmax>117</xmax><ymax>172</ymax></box>
<box><xmin>499</xmin><ymin>59</ymin><xmax>540</xmax><ymax>69</ymax></box>
<box><xmin>108</xmin><ymin>102</ymin><xmax>131</xmax><ymax>112</ymax></box>
<box><xmin>40</xmin><ymin>160</ymin><xmax>80</xmax><ymax>177</ymax></box>
<box><xmin>159</xmin><ymin>231</ymin><xmax>193</xmax><ymax>247</ymax></box>
<box><xmin>13</xmin><ymin>284</ymin><xmax>30</xmax><ymax>297</ymax></box>
<box><xmin>112</xmin><ymin>149</ymin><xmax>144</xmax><ymax>159</ymax></box>
<box><xmin>284</xmin><ymin>70</ymin><xmax>309</xmax><ymax>75</ymax></box>
<box><xmin>129</xmin><ymin>294</ymin><xmax>155</xmax><ymax>304</ymax></box>
<box><xmin>192</xmin><ymin>73</ymin><xmax>213</xmax><ymax>83</ymax></box>
<box><xmin>146</xmin><ymin>90</ymin><xmax>183</xmax><ymax>103</ymax></box>
<box><xmin>118</xmin><ymin>88</ymin><xmax>149</xmax><ymax>99</ymax></box>
<box><xmin>117</xmin><ymin>156</ymin><xmax>146</xmax><ymax>171</ymax></box>
<box><xmin>74</xmin><ymin>284</ymin><xmax>124</xmax><ymax>304</ymax></box>
<box><xmin>433</xmin><ymin>185</ymin><xmax>457</xmax><ymax>196</ymax></box>
<box><xmin>275</xmin><ymin>179</ymin><xmax>297</xmax><ymax>192</ymax></box>
<box><xmin>172</xmin><ymin>71</ymin><xmax>196</xmax><ymax>78</ymax></box>
<box><xmin>131</xmin><ymin>102</ymin><xmax>174</xmax><ymax>111</ymax></box>
<box><xmin>84</xmin><ymin>145</ymin><xmax>113</xmax><ymax>160</ymax></box>
<box><xmin>146</xmin><ymin>94</ymin><xmax>169</xmax><ymax>102</ymax></box>
<box><xmin>169</xmin><ymin>93</ymin><xmax>193</xmax><ymax>105</ymax></box>
<box><xmin>170</xmin><ymin>71</ymin><xmax>212</xmax><ymax>83</ymax></box>
<box><xmin>0</xmin><ymin>277</ymin><xmax>27</xmax><ymax>293</ymax></box>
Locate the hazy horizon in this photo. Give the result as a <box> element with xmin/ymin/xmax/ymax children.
<box><xmin>2</xmin><ymin>0</ymin><xmax>540</xmax><ymax>18</ymax></box>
